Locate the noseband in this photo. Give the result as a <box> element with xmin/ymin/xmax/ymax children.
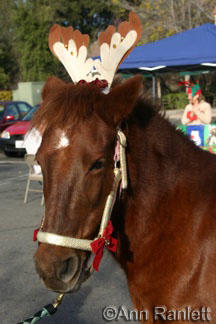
<box><xmin>35</xmin><ymin>130</ymin><xmax>127</xmax><ymax>271</ymax></box>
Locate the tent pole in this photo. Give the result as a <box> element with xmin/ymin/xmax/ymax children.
<box><xmin>157</xmin><ymin>77</ymin><xmax>161</xmax><ymax>98</ymax></box>
<box><xmin>152</xmin><ymin>74</ymin><xmax>156</xmax><ymax>103</ymax></box>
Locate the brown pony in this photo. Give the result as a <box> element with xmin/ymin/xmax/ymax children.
<box><xmin>33</xmin><ymin>75</ymin><xmax>216</xmax><ymax>323</ymax></box>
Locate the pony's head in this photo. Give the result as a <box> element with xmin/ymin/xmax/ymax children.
<box><xmin>33</xmin><ymin>75</ymin><xmax>142</xmax><ymax>292</ymax></box>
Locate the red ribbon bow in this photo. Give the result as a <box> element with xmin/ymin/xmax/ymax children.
<box><xmin>77</xmin><ymin>78</ymin><xmax>108</xmax><ymax>89</ymax></box>
<box><xmin>90</xmin><ymin>221</ymin><xmax>118</xmax><ymax>272</ymax></box>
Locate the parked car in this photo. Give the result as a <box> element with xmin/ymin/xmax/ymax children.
<box><xmin>0</xmin><ymin>101</ymin><xmax>32</xmax><ymax>133</ymax></box>
<box><xmin>0</xmin><ymin>104</ymin><xmax>40</xmax><ymax>156</ymax></box>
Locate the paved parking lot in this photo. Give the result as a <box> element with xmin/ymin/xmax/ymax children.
<box><xmin>0</xmin><ymin>152</ymin><xmax>135</xmax><ymax>324</ymax></box>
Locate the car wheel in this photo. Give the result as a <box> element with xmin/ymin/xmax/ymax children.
<box><xmin>4</xmin><ymin>150</ymin><xmax>25</xmax><ymax>157</ymax></box>
<box><xmin>4</xmin><ymin>151</ymin><xmax>24</xmax><ymax>157</ymax></box>
<box><xmin>4</xmin><ymin>150</ymin><xmax>17</xmax><ymax>157</ymax></box>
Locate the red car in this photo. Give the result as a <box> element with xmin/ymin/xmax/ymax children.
<box><xmin>0</xmin><ymin>104</ymin><xmax>39</xmax><ymax>156</ymax></box>
<box><xmin>0</xmin><ymin>101</ymin><xmax>32</xmax><ymax>133</ymax></box>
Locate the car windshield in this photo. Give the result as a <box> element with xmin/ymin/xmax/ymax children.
<box><xmin>22</xmin><ymin>104</ymin><xmax>40</xmax><ymax>121</ymax></box>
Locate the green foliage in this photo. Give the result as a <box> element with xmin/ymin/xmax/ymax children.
<box><xmin>0</xmin><ymin>37</ymin><xmax>18</xmax><ymax>89</ymax></box>
<box><xmin>111</xmin><ymin>0</ymin><xmax>215</xmax><ymax>43</ymax></box>
<box><xmin>0</xmin><ymin>68</ymin><xmax>9</xmax><ymax>90</ymax></box>
<box><xmin>0</xmin><ymin>0</ymin><xmax>215</xmax><ymax>94</ymax></box>
<box><xmin>0</xmin><ymin>0</ymin><xmax>18</xmax><ymax>89</ymax></box>
<box><xmin>162</xmin><ymin>92</ymin><xmax>188</xmax><ymax>110</ymax></box>
<box><xmin>12</xmin><ymin>1</ymin><xmax>57</xmax><ymax>81</ymax></box>
<box><xmin>0</xmin><ymin>90</ymin><xmax>12</xmax><ymax>101</ymax></box>
<box><xmin>11</xmin><ymin>0</ymin><xmax>120</xmax><ymax>82</ymax></box>
<box><xmin>51</xmin><ymin>0</ymin><xmax>119</xmax><ymax>39</ymax></box>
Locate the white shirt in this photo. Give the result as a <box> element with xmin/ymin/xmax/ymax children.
<box><xmin>181</xmin><ymin>101</ymin><xmax>212</xmax><ymax>125</ymax></box>
<box><xmin>23</xmin><ymin>128</ymin><xmax>42</xmax><ymax>174</ymax></box>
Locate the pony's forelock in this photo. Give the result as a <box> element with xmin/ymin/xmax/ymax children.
<box><xmin>31</xmin><ymin>82</ymin><xmax>104</xmax><ymax>131</ymax></box>
<box><xmin>31</xmin><ymin>75</ymin><xmax>158</xmax><ymax>133</ymax></box>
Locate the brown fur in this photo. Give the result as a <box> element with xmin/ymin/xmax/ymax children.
<box><xmin>34</xmin><ymin>75</ymin><xmax>216</xmax><ymax>323</ymax></box>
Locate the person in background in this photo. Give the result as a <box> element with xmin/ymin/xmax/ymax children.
<box><xmin>181</xmin><ymin>83</ymin><xmax>212</xmax><ymax>125</ymax></box>
<box><xmin>23</xmin><ymin>118</ymin><xmax>46</xmax><ymax>174</ymax></box>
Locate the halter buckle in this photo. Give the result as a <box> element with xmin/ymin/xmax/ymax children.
<box><xmin>104</xmin><ymin>239</ymin><xmax>110</xmax><ymax>246</ymax></box>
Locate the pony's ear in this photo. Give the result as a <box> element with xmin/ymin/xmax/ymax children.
<box><xmin>42</xmin><ymin>76</ymin><xmax>66</xmax><ymax>101</ymax></box>
<box><xmin>106</xmin><ymin>75</ymin><xmax>143</xmax><ymax>125</ymax></box>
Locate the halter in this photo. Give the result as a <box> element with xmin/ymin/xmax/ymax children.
<box><xmin>35</xmin><ymin>130</ymin><xmax>127</xmax><ymax>271</ymax></box>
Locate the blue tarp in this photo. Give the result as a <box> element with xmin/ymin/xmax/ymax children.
<box><xmin>119</xmin><ymin>23</ymin><xmax>216</xmax><ymax>71</ymax></box>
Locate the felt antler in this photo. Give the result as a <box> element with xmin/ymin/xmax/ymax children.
<box><xmin>48</xmin><ymin>12</ymin><xmax>142</xmax><ymax>88</ymax></box>
<box><xmin>49</xmin><ymin>24</ymin><xmax>94</xmax><ymax>83</ymax></box>
<box><xmin>94</xmin><ymin>12</ymin><xmax>142</xmax><ymax>87</ymax></box>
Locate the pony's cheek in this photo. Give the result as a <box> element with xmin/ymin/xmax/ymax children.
<box><xmin>84</xmin><ymin>173</ymin><xmax>105</xmax><ymax>206</ymax></box>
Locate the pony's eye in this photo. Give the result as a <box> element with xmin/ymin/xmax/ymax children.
<box><xmin>90</xmin><ymin>160</ymin><xmax>105</xmax><ymax>171</ymax></box>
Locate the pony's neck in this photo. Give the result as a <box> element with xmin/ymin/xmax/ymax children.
<box><xmin>113</xmin><ymin>108</ymin><xmax>203</xmax><ymax>272</ymax></box>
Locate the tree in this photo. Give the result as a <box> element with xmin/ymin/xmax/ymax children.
<box><xmin>12</xmin><ymin>0</ymin><xmax>121</xmax><ymax>82</ymax></box>
<box><xmin>3</xmin><ymin>0</ymin><xmax>216</xmax><ymax>92</ymax></box>
<box><xmin>12</xmin><ymin>0</ymin><xmax>58</xmax><ymax>81</ymax></box>
<box><xmin>51</xmin><ymin>0</ymin><xmax>120</xmax><ymax>40</ymax></box>
<box><xmin>0</xmin><ymin>38</ymin><xmax>14</xmax><ymax>89</ymax></box>
<box><xmin>111</xmin><ymin>0</ymin><xmax>215</xmax><ymax>43</ymax></box>
<box><xmin>0</xmin><ymin>0</ymin><xmax>19</xmax><ymax>89</ymax></box>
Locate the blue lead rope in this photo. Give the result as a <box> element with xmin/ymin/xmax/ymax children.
<box><xmin>17</xmin><ymin>293</ymin><xmax>65</xmax><ymax>324</ymax></box>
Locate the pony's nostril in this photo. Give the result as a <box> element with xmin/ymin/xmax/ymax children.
<box><xmin>58</xmin><ymin>256</ymin><xmax>79</xmax><ymax>282</ymax></box>
<box><xmin>60</xmin><ymin>258</ymin><xmax>70</xmax><ymax>276</ymax></box>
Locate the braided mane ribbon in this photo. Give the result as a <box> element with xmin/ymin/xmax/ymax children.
<box><xmin>77</xmin><ymin>78</ymin><xmax>108</xmax><ymax>88</ymax></box>
<box><xmin>90</xmin><ymin>221</ymin><xmax>117</xmax><ymax>271</ymax></box>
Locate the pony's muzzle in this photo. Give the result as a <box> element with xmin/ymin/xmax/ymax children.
<box><xmin>34</xmin><ymin>244</ymin><xmax>83</xmax><ymax>292</ymax></box>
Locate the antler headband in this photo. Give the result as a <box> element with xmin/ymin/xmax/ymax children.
<box><xmin>48</xmin><ymin>12</ymin><xmax>142</xmax><ymax>90</ymax></box>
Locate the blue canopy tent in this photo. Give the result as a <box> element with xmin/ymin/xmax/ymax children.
<box><xmin>118</xmin><ymin>23</ymin><xmax>216</xmax><ymax>98</ymax></box>
<box><xmin>119</xmin><ymin>23</ymin><xmax>216</xmax><ymax>72</ymax></box>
